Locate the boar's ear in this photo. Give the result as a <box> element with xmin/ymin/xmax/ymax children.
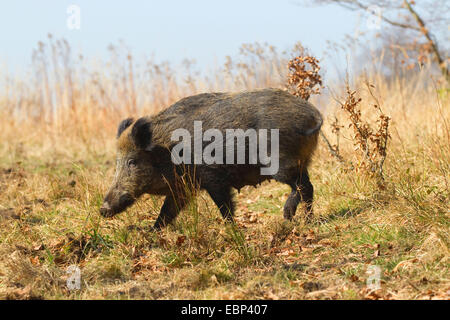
<box><xmin>130</xmin><ymin>117</ymin><xmax>153</xmax><ymax>150</ymax></box>
<box><xmin>117</xmin><ymin>118</ymin><xmax>134</xmax><ymax>139</ymax></box>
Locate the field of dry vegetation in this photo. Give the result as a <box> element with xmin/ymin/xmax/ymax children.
<box><xmin>0</xmin><ymin>38</ymin><xmax>448</xmax><ymax>299</ymax></box>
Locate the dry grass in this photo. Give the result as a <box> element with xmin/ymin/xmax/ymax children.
<box><xmin>0</xmin><ymin>38</ymin><xmax>448</xmax><ymax>300</ymax></box>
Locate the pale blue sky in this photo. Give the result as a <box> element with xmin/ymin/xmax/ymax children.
<box><xmin>0</xmin><ymin>0</ymin><xmax>365</xmax><ymax>75</ymax></box>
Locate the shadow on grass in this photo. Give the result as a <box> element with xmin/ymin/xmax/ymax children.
<box><xmin>317</xmin><ymin>202</ymin><xmax>371</xmax><ymax>224</ymax></box>
<box><xmin>282</xmin><ymin>263</ymin><xmax>308</xmax><ymax>272</ymax></box>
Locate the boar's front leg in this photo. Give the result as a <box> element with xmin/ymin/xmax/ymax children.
<box><xmin>153</xmin><ymin>195</ymin><xmax>187</xmax><ymax>230</ymax></box>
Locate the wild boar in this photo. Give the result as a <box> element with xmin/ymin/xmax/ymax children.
<box><xmin>100</xmin><ymin>88</ymin><xmax>323</xmax><ymax>230</ymax></box>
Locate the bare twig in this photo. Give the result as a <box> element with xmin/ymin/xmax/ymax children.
<box><xmin>403</xmin><ymin>0</ymin><xmax>449</xmax><ymax>81</ymax></box>
<box><xmin>319</xmin><ymin>131</ymin><xmax>347</xmax><ymax>164</ymax></box>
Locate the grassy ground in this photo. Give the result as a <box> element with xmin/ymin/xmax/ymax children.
<box><xmin>0</xmin><ymin>90</ymin><xmax>448</xmax><ymax>299</ymax></box>
<box><xmin>0</xmin><ymin>41</ymin><xmax>448</xmax><ymax>299</ymax></box>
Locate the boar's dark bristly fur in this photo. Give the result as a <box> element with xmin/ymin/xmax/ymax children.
<box><xmin>100</xmin><ymin>88</ymin><xmax>323</xmax><ymax>230</ymax></box>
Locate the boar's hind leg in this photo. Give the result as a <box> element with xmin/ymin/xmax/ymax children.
<box><xmin>153</xmin><ymin>195</ymin><xmax>187</xmax><ymax>230</ymax></box>
<box><xmin>206</xmin><ymin>185</ymin><xmax>235</xmax><ymax>222</ymax></box>
<box><xmin>279</xmin><ymin>169</ymin><xmax>314</xmax><ymax>221</ymax></box>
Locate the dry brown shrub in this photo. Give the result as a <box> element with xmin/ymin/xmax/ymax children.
<box><xmin>286</xmin><ymin>56</ymin><xmax>323</xmax><ymax>100</ymax></box>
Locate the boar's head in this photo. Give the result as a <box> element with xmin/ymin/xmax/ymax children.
<box><xmin>100</xmin><ymin>117</ymin><xmax>170</xmax><ymax>217</ymax></box>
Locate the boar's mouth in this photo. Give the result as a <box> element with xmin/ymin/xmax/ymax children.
<box><xmin>100</xmin><ymin>193</ymin><xmax>135</xmax><ymax>218</ymax></box>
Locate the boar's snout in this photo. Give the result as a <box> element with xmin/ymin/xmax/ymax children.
<box><xmin>100</xmin><ymin>191</ymin><xmax>135</xmax><ymax>218</ymax></box>
<box><xmin>99</xmin><ymin>201</ymin><xmax>112</xmax><ymax>217</ymax></box>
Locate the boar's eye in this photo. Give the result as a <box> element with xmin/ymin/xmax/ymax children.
<box><xmin>127</xmin><ymin>159</ymin><xmax>136</xmax><ymax>167</ymax></box>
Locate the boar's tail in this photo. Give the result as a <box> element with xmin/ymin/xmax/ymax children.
<box><xmin>302</xmin><ymin>115</ymin><xmax>323</xmax><ymax>136</ymax></box>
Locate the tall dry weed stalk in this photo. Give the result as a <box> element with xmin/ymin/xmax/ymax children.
<box><xmin>337</xmin><ymin>83</ymin><xmax>391</xmax><ymax>184</ymax></box>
